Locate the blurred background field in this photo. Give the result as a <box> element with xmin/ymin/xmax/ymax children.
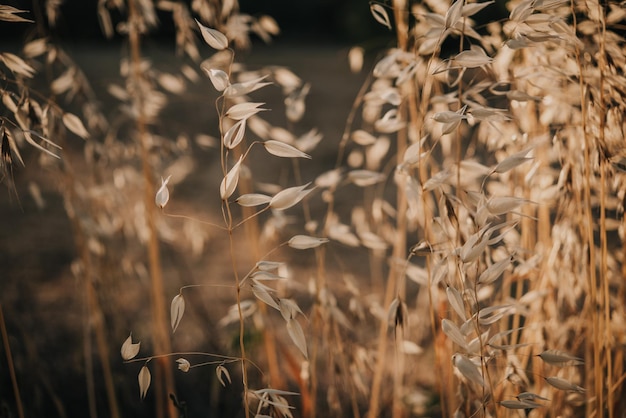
<box><xmin>0</xmin><ymin>2</ymin><xmax>385</xmax><ymax>417</ymax></box>
<box><xmin>2</xmin><ymin>1</ymin><xmax>625</xmax><ymax>417</ymax></box>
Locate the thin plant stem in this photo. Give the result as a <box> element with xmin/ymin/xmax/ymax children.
<box><xmin>335</xmin><ymin>73</ymin><xmax>375</xmax><ymax>169</ymax></box>
<box><xmin>367</xmin><ymin>0</ymin><xmax>409</xmax><ymax>415</ymax></box>
<box><xmin>571</xmin><ymin>1</ymin><xmax>604</xmax><ymax>412</ymax></box>
<box><xmin>600</xmin><ymin>159</ymin><xmax>612</xmax><ymax>417</ymax></box>
<box><xmin>231</xmin><ymin>134</ymin><xmax>284</xmax><ymax>392</ymax></box>
<box><xmin>331</xmin><ymin>320</ymin><xmax>361</xmax><ymax>418</ymax></box>
<box><xmin>291</xmin><ymin>148</ymin><xmax>321</xmax><ymax>417</ymax></box>
<box><xmin>595</xmin><ymin>1</ymin><xmax>612</xmax><ymax>413</ymax></box>
<box><xmin>127</xmin><ymin>1</ymin><xmax>176</xmax><ymax>417</ymax></box>
<box><xmin>125</xmin><ymin>351</ymin><xmax>265</xmax><ymax>375</ymax></box>
<box><xmin>239</xmin><ymin>169</ymin><xmax>285</xmax><ymax>394</ymax></box>
<box><xmin>368</xmin><ymin>0</ymin><xmax>414</xmax><ymax>418</ymax></box>
<box><xmin>0</xmin><ymin>303</ymin><xmax>24</xmax><ymax>418</ymax></box>
<box><xmin>163</xmin><ymin>211</ymin><xmax>227</xmax><ymax>230</ymax></box>
<box><xmin>88</xmin><ymin>281</ymin><xmax>121</xmax><ymax>418</ymax></box>
<box><xmin>83</xmin><ymin>292</ymin><xmax>98</xmax><ymax>418</ymax></box>
<box><xmin>223</xmin><ymin>199</ymin><xmax>251</xmax><ymax>417</ymax></box>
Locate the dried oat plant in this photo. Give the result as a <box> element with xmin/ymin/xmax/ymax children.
<box><xmin>1</xmin><ymin>0</ymin><xmax>625</xmax><ymax>417</ymax></box>
<box><xmin>321</xmin><ymin>0</ymin><xmax>626</xmax><ymax>417</ymax></box>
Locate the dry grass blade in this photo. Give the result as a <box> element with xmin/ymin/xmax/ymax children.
<box><xmin>269</xmin><ymin>183</ymin><xmax>313</xmax><ymax>210</ymax></box>
<box><xmin>0</xmin><ymin>52</ymin><xmax>36</xmax><ymax>77</ymax></box>
<box><xmin>120</xmin><ymin>334</ymin><xmax>140</xmax><ymax>360</ymax></box>
<box><xmin>236</xmin><ymin>193</ymin><xmax>271</xmax><ymax>207</ymax></box>
<box><xmin>220</xmin><ymin>156</ymin><xmax>243</xmax><ymax>200</ymax></box>
<box><xmin>22</xmin><ymin>131</ymin><xmax>61</xmax><ymax>159</ymax></box>
<box><xmin>0</xmin><ymin>5</ymin><xmax>33</xmax><ymax>22</ymax></box>
<box><xmin>223</xmin><ymin>119</ymin><xmax>246</xmax><ymax>149</ymax></box>
<box><xmin>446</xmin><ymin>286</ymin><xmax>467</xmax><ymax>321</ymax></box>
<box><xmin>442</xmin><ymin>319</ymin><xmax>468</xmax><ymax>351</ymax></box>
<box><xmin>478</xmin><ymin>256</ymin><xmax>513</xmax><ymax>285</ymax></box>
<box><xmin>370</xmin><ymin>4</ymin><xmax>391</xmax><ymax>30</ymax></box>
<box><xmin>452</xmin><ymin>354</ymin><xmax>485</xmax><ymax>387</ymax></box>
<box><xmin>486</xmin><ymin>196</ymin><xmax>532</xmax><ymax>216</ymax></box>
<box><xmin>500</xmin><ymin>399</ymin><xmax>543</xmax><ymax>409</ymax></box>
<box><xmin>538</xmin><ymin>350</ymin><xmax>584</xmax><ymax>366</ymax></box>
<box><xmin>216</xmin><ymin>364</ymin><xmax>232</xmax><ymax>386</ymax></box>
<box><xmin>286</xmin><ymin>318</ymin><xmax>308</xmax><ymax>358</ymax></box>
<box><xmin>452</xmin><ymin>47</ymin><xmax>493</xmax><ymax>68</ymax></box>
<box><xmin>155</xmin><ymin>175</ymin><xmax>171</xmax><ymax>209</ymax></box>
<box><xmin>170</xmin><ymin>293</ymin><xmax>185</xmax><ymax>333</ymax></box>
<box><xmin>225</xmin><ymin>75</ymin><xmax>272</xmax><ymax>97</ymax></box>
<box><xmin>544</xmin><ymin>376</ymin><xmax>586</xmax><ymax>393</ymax></box>
<box><xmin>176</xmin><ymin>358</ymin><xmax>190</xmax><ymax>372</ymax></box>
<box><xmin>462</xmin><ymin>1</ymin><xmax>494</xmax><ymax>17</ymax></box>
<box><xmin>226</xmin><ymin>102</ymin><xmax>267</xmax><ymax>120</ymax></box>
<box><xmin>445</xmin><ymin>0</ymin><xmax>464</xmax><ymax>28</ymax></box>
<box><xmin>263</xmin><ymin>140</ymin><xmax>311</xmax><ymax>159</ymax></box>
<box><xmin>138</xmin><ymin>365</ymin><xmax>151</xmax><ymax>400</ymax></box>
<box><xmin>251</xmin><ymin>282</ymin><xmax>280</xmax><ymax>310</ymax></box>
<box><xmin>195</xmin><ymin>19</ymin><xmax>228</xmax><ymax>50</ymax></box>
<box><xmin>206</xmin><ymin>68</ymin><xmax>230</xmax><ymax>91</ymax></box>
<box><xmin>517</xmin><ymin>392</ymin><xmax>549</xmax><ymax>401</ymax></box>
<box><xmin>287</xmin><ymin>235</ymin><xmax>329</xmax><ymax>250</ymax></box>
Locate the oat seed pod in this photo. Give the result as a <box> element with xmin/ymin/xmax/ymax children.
<box><xmin>155</xmin><ymin>175</ymin><xmax>172</xmax><ymax>209</ymax></box>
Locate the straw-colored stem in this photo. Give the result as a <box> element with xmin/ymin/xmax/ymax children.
<box><xmin>595</xmin><ymin>2</ymin><xmax>612</xmax><ymax>413</ymax></box>
<box><xmin>222</xmin><ymin>199</ymin><xmax>251</xmax><ymax>417</ymax></box>
<box><xmin>87</xmin><ymin>279</ymin><xmax>120</xmax><ymax>418</ymax></box>
<box><xmin>128</xmin><ymin>1</ymin><xmax>176</xmax><ymax>417</ymax></box>
<box><xmin>569</xmin><ymin>3</ymin><xmax>600</xmax><ymax>414</ymax></box>
<box><xmin>58</xmin><ymin>141</ymin><xmax>120</xmax><ymax>418</ymax></box>
<box><xmin>367</xmin><ymin>1</ymin><xmax>410</xmax><ymax>415</ymax></box>
<box><xmin>581</xmin><ymin>66</ymin><xmax>601</xmax><ymax>418</ymax></box>
<box><xmin>0</xmin><ymin>304</ymin><xmax>24</xmax><ymax>418</ymax></box>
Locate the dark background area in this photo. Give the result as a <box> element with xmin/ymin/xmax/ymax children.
<box><xmin>0</xmin><ymin>0</ymin><xmax>509</xmax><ymax>56</ymax></box>
<box><xmin>0</xmin><ymin>0</ymin><xmax>392</xmax><ymax>45</ymax></box>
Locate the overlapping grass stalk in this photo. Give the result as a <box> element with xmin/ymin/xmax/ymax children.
<box><xmin>1</xmin><ymin>0</ymin><xmax>626</xmax><ymax>416</ymax></box>
<box><xmin>320</xmin><ymin>0</ymin><xmax>626</xmax><ymax>415</ymax></box>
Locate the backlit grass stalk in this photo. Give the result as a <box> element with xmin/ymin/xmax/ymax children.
<box><xmin>127</xmin><ymin>1</ymin><xmax>176</xmax><ymax>417</ymax></box>
<box><xmin>228</xmin><ymin>113</ymin><xmax>285</xmax><ymax>396</ymax></box>
<box><xmin>289</xmin><ymin>152</ymin><xmax>322</xmax><ymax>417</ymax></box>
<box><xmin>214</xmin><ymin>68</ymin><xmax>252</xmax><ymax>418</ymax></box>
<box><xmin>367</xmin><ymin>1</ymin><xmax>410</xmax><ymax>416</ymax></box>
<box><xmin>573</xmin><ymin>4</ymin><xmax>601</xmax><ymax>414</ymax></box>
<box><xmin>224</xmin><ymin>201</ymin><xmax>251</xmax><ymax>417</ymax></box>
<box><xmin>595</xmin><ymin>3</ymin><xmax>613</xmax><ymax>414</ymax></box>
<box><xmin>240</xmin><ymin>165</ymin><xmax>286</xmax><ymax>394</ymax></box>
<box><xmin>418</xmin><ymin>20</ymin><xmax>456</xmax><ymax>415</ymax></box>
<box><xmin>391</xmin><ymin>3</ymin><xmax>410</xmax><ymax>416</ymax></box>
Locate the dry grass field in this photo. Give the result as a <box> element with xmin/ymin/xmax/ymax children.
<box><xmin>1</xmin><ymin>1</ymin><xmax>625</xmax><ymax>418</ymax></box>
